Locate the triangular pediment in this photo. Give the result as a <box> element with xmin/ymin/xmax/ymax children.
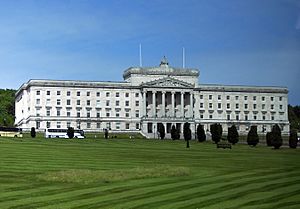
<box><xmin>141</xmin><ymin>77</ymin><xmax>194</xmax><ymax>88</ymax></box>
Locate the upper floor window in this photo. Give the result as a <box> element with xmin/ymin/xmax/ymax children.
<box><xmin>125</xmin><ymin>101</ymin><xmax>130</xmax><ymax>106</ymax></box>
<box><xmin>218</xmin><ymin>95</ymin><xmax>221</xmax><ymax>100</ymax></box>
<box><xmin>96</xmin><ymin>92</ymin><xmax>100</xmax><ymax>97</ymax></box>
<box><xmin>253</xmin><ymin>96</ymin><xmax>256</xmax><ymax>101</ymax></box>
<box><xmin>87</xmin><ymin>92</ymin><xmax>90</xmax><ymax>96</ymax></box>
<box><xmin>135</xmin><ymin>93</ymin><xmax>139</xmax><ymax>97</ymax></box>
<box><xmin>116</xmin><ymin>92</ymin><xmax>120</xmax><ymax>97</ymax></box>
<box><xmin>262</xmin><ymin>96</ymin><xmax>265</xmax><ymax>101</ymax></box>
<box><xmin>36</xmin><ymin>91</ymin><xmax>40</xmax><ymax>95</ymax></box>
<box><xmin>200</xmin><ymin>95</ymin><xmax>203</xmax><ymax>99</ymax></box>
<box><xmin>57</xmin><ymin>91</ymin><xmax>61</xmax><ymax>96</ymax></box>
<box><xmin>135</xmin><ymin>101</ymin><xmax>139</xmax><ymax>106</ymax></box>
<box><xmin>125</xmin><ymin>93</ymin><xmax>130</xmax><ymax>97</ymax></box>
<box><xmin>270</xmin><ymin>97</ymin><xmax>274</xmax><ymax>101</ymax></box>
<box><xmin>218</xmin><ymin>103</ymin><xmax>222</xmax><ymax>109</ymax></box>
<box><xmin>279</xmin><ymin>97</ymin><xmax>282</xmax><ymax>101</ymax></box>
<box><xmin>235</xmin><ymin>96</ymin><xmax>239</xmax><ymax>100</ymax></box>
<box><xmin>244</xmin><ymin>96</ymin><xmax>248</xmax><ymax>100</ymax></box>
<box><xmin>209</xmin><ymin>95</ymin><xmax>212</xmax><ymax>100</ymax></box>
<box><xmin>36</xmin><ymin>99</ymin><xmax>40</xmax><ymax>105</ymax></box>
<box><xmin>87</xmin><ymin>100</ymin><xmax>91</xmax><ymax>106</ymax></box>
<box><xmin>57</xmin><ymin>99</ymin><xmax>61</xmax><ymax>106</ymax></box>
<box><xmin>67</xmin><ymin>91</ymin><xmax>71</xmax><ymax>96</ymax></box>
<box><xmin>106</xmin><ymin>92</ymin><xmax>110</xmax><ymax>97</ymax></box>
<box><xmin>209</xmin><ymin>103</ymin><xmax>213</xmax><ymax>108</ymax></box>
<box><xmin>77</xmin><ymin>91</ymin><xmax>80</xmax><ymax>96</ymax></box>
<box><xmin>47</xmin><ymin>91</ymin><xmax>50</xmax><ymax>96</ymax></box>
<box><xmin>67</xmin><ymin>99</ymin><xmax>71</xmax><ymax>106</ymax></box>
<box><xmin>226</xmin><ymin>95</ymin><xmax>230</xmax><ymax>100</ymax></box>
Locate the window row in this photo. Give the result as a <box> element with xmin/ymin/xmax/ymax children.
<box><xmin>36</xmin><ymin>90</ymin><xmax>139</xmax><ymax>98</ymax></box>
<box><xmin>199</xmin><ymin>94</ymin><xmax>283</xmax><ymax>102</ymax></box>
<box><xmin>36</xmin><ymin>99</ymin><xmax>139</xmax><ymax>107</ymax></box>
<box><xmin>199</xmin><ymin>103</ymin><xmax>284</xmax><ymax>110</ymax></box>
<box><xmin>199</xmin><ymin>112</ymin><xmax>282</xmax><ymax>121</ymax></box>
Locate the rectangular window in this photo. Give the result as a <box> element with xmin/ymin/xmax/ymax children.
<box><xmin>47</xmin><ymin>91</ymin><xmax>50</xmax><ymax>96</ymax></box>
<box><xmin>57</xmin><ymin>99</ymin><xmax>61</xmax><ymax>106</ymax></box>
<box><xmin>106</xmin><ymin>111</ymin><xmax>110</xmax><ymax>117</ymax></box>
<box><xmin>96</xmin><ymin>100</ymin><xmax>100</xmax><ymax>107</ymax></box>
<box><xmin>218</xmin><ymin>103</ymin><xmax>221</xmax><ymax>109</ymax></box>
<box><xmin>236</xmin><ymin>104</ymin><xmax>239</xmax><ymax>109</ymax></box>
<box><xmin>235</xmin><ymin>96</ymin><xmax>239</xmax><ymax>100</ymax></box>
<box><xmin>57</xmin><ymin>91</ymin><xmax>61</xmax><ymax>96</ymax></box>
<box><xmin>47</xmin><ymin>122</ymin><xmax>51</xmax><ymax>128</ymax></box>
<box><xmin>200</xmin><ymin>103</ymin><xmax>204</xmax><ymax>108</ymax></box>
<box><xmin>271</xmin><ymin>104</ymin><xmax>274</xmax><ymax>110</ymax></box>
<box><xmin>77</xmin><ymin>111</ymin><xmax>80</xmax><ymax>117</ymax></box>
<box><xmin>67</xmin><ymin>122</ymin><xmax>71</xmax><ymax>128</ymax></box>
<box><xmin>244</xmin><ymin>96</ymin><xmax>248</xmax><ymax>100</ymax></box>
<box><xmin>135</xmin><ymin>110</ymin><xmax>139</xmax><ymax>118</ymax></box>
<box><xmin>262</xmin><ymin>96</ymin><xmax>265</xmax><ymax>101</ymax></box>
<box><xmin>271</xmin><ymin>115</ymin><xmax>275</xmax><ymax>120</ymax></box>
<box><xmin>254</xmin><ymin>114</ymin><xmax>257</xmax><ymax>120</ymax></box>
<box><xmin>97</xmin><ymin>92</ymin><xmax>100</xmax><ymax>97</ymax></box>
<box><xmin>135</xmin><ymin>93</ymin><xmax>139</xmax><ymax>97</ymax></box>
<box><xmin>200</xmin><ymin>95</ymin><xmax>203</xmax><ymax>99</ymax></box>
<box><xmin>236</xmin><ymin>115</ymin><xmax>239</xmax><ymax>120</ymax></box>
<box><xmin>67</xmin><ymin>91</ymin><xmax>71</xmax><ymax>96</ymax></box>
<box><xmin>209</xmin><ymin>95</ymin><xmax>212</xmax><ymax>100</ymax></box>
<box><xmin>36</xmin><ymin>91</ymin><xmax>40</xmax><ymax>95</ymax></box>
<box><xmin>97</xmin><ymin>122</ymin><xmax>101</xmax><ymax>128</ymax></box>
<box><xmin>280</xmin><ymin>105</ymin><xmax>283</xmax><ymax>110</ymax></box>
<box><xmin>46</xmin><ymin>99</ymin><xmax>51</xmax><ymax>105</ymax></box>
<box><xmin>57</xmin><ymin>122</ymin><xmax>61</xmax><ymax>129</ymax></box>
<box><xmin>116</xmin><ymin>92</ymin><xmax>120</xmax><ymax>97</ymax></box>
<box><xmin>218</xmin><ymin>95</ymin><xmax>221</xmax><ymax>100</ymax></box>
<box><xmin>200</xmin><ymin>114</ymin><xmax>204</xmax><ymax>119</ymax></box>
<box><xmin>116</xmin><ymin>110</ymin><xmax>120</xmax><ymax>117</ymax></box>
<box><xmin>253</xmin><ymin>96</ymin><xmax>256</xmax><ymax>101</ymax></box>
<box><xmin>87</xmin><ymin>122</ymin><xmax>91</xmax><ymax>128</ymax></box>
<box><xmin>87</xmin><ymin>111</ymin><xmax>90</xmax><ymax>118</ymax></box>
<box><xmin>126</xmin><ymin>123</ymin><xmax>130</xmax><ymax>130</ymax></box>
<box><xmin>77</xmin><ymin>91</ymin><xmax>80</xmax><ymax>96</ymax></box>
<box><xmin>244</xmin><ymin>104</ymin><xmax>248</xmax><ymax>109</ymax></box>
<box><xmin>57</xmin><ymin>110</ymin><xmax>61</xmax><ymax>116</ymax></box>
<box><xmin>97</xmin><ymin>111</ymin><xmax>100</xmax><ymax>118</ymax></box>
<box><xmin>209</xmin><ymin>103</ymin><xmax>213</xmax><ymax>108</ymax></box>
<box><xmin>227</xmin><ymin>114</ymin><xmax>230</xmax><ymax>120</ymax></box>
<box><xmin>263</xmin><ymin>115</ymin><xmax>266</xmax><ymax>120</ymax></box>
<box><xmin>262</xmin><ymin>104</ymin><xmax>265</xmax><ymax>109</ymax></box>
<box><xmin>245</xmin><ymin>115</ymin><xmax>248</xmax><ymax>120</ymax></box>
<box><xmin>125</xmin><ymin>101</ymin><xmax>129</xmax><ymax>106</ymax></box>
<box><xmin>77</xmin><ymin>100</ymin><xmax>80</xmax><ymax>106</ymax></box>
<box><xmin>67</xmin><ymin>99</ymin><xmax>71</xmax><ymax>105</ymax></box>
<box><xmin>279</xmin><ymin>97</ymin><xmax>282</xmax><ymax>101</ymax></box>
<box><xmin>106</xmin><ymin>100</ymin><xmax>110</xmax><ymax>106</ymax></box>
<box><xmin>67</xmin><ymin>111</ymin><xmax>71</xmax><ymax>117</ymax></box>
<box><xmin>116</xmin><ymin>122</ymin><xmax>120</xmax><ymax>130</ymax></box>
<box><xmin>135</xmin><ymin>101</ymin><xmax>139</xmax><ymax>106</ymax></box>
<box><xmin>126</xmin><ymin>110</ymin><xmax>130</xmax><ymax>117</ymax></box>
<box><xmin>253</xmin><ymin>104</ymin><xmax>257</xmax><ymax>109</ymax></box>
<box><xmin>106</xmin><ymin>92</ymin><xmax>110</xmax><ymax>97</ymax></box>
<box><xmin>36</xmin><ymin>99</ymin><xmax>40</xmax><ymax>105</ymax></box>
<box><xmin>209</xmin><ymin>114</ymin><xmax>213</xmax><ymax>119</ymax></box>
<box><xmin>46</xmin><ymin>110</ymin><xmax>51</xmax><ymax>116</ymax></box>
<box><xmin>87</xmin><ymin>100</ymin><xmax>91</xmax><ymax>106</ymax></box>
<box><xmin>226</xmin><ymin>95</ymin><xmax>230</xmax><ymax>100</ymax></box>
<box><xmin>271</xmin><ymin>97</ymin><xmax>274</xmax><ymax>101</ymax></box>
<box><xmin>136</xmin><ymin>123</ymin><xmax>140</xmax><ymax>130</ymax></box>
<box><xmin>125</xmin><ymin>93</ymin><xmax>129</xmax><ymax>97</ymax></box>
<box><xmin>87</xmin><ymin>91</ymin><xmax>90</xmax><ymax>96</ymax></box>
<box><xmin>227</xmin><ymin>103</ymin><xmax>230</xmax><ymax>109</ymax></box>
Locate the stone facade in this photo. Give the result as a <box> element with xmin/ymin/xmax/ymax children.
<box><xmin>15</xmin><ymin>58</ymin><xmax>289</xmax><ymax>137</ymax></box>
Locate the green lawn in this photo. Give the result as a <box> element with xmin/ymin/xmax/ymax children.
<box><xmin>0</xmin><ymin>137</ymin><xmax>299</xmax><ymax>209</ymax></box>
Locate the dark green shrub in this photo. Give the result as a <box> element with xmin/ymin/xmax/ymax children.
<box><xmin>183</xmin><ymin>122</ymin><xmax>191</xmax><ymax>148</ymax></box>
<box><xmin>227</xmin><ymin>125</ymin><xmax>239</xmax><ymax>144</ymax></box>
<box><xmin>171</xmin><ymin>125</ymin><xmax>180</xmax><ymax>140</ymax></box>
<box><xmin>67</xmin><ymin>127</ymin><xmax>74</xmax><ymax>139</ymax></box>
<box><xmin>289</xmin><ymin>130</ymin><xmax>298</xmax><ymax>149</ymax></box>
<box><xmin>30</xmin><ymin>127</ymin><xmax>36</xmax><ymax>138</ymax></box>
<box><xmin>158</xmin><ymin>123</ymin><xmax>165</xmax><ymax>140</ymax></box>
<box><xmin>210</xmin><ymin>123</ymin><xmax>222</xmax><ymax>144</ymax></box>
<box><xmin>197</xmin><ymin>124</ymin><xmax>206</xmax><ymax>142</ymax></box>
<box><xmin>247</xmin><ymin>126</ymin><xmax>259</xmax><ymax>147</ymax></box>
<box><xmin>271</xmin><ymin>124</ymin><xmax>282</xmax><ymax>149</ymax></box>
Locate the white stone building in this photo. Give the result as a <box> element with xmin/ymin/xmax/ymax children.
<box><xmin>15</xmin><ymin>57</ymin><xmax>289</xmax><ymax>137</ymax></box>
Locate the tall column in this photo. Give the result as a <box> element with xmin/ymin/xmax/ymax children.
<box><xmin>152</xmin><ymin>90</ymin><xmax>156</xmax><ymax>118</ymax></box>
<box><xmin>171</xmin><ymin>91</ymin><xmax>175</xmax><ymax>117</ymax></box>
<box><xmin>162</xmin><ymin>91</ymin><xmax>166</xmax><ymax>117</ymax></box>
<box><xmin>143</xmin><ymin>90</ymin><xmax>147</xmax><ymax>117</ymax></box>
<box><xmin>181</xmin><ymin>92</ymin><xmax>184</xmax><ymax>118</ymax></box>
<box><xmin>189</xmin><ymin>92</ymin><xmax>193</xmax><ymax>118</ymax></box>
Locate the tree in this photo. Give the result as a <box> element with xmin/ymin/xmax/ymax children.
<box><xmin>271</xmin><ymin>124</ymin><xmax>282</xmax><ymax>149</ymax></box>
<box><xmin>210</xmin><ymin>123</ymin><xmax>222</xmax><ymax>144</ymax></box>
<box><xmin>196</xmin><ymin>124</ymin><xmax>206</xmax><ymax>142</ymax></box>
<box><xmin>171</xmin><ymin>125</ymin><xmax>180</xmax><ymax>140</ymax></box>
<box><xmin>0</xmin><ymin>89</ymin><xmax>16</xmax><ymax>127</ymax></box>
<box><xmin>227</xmin><ymin>125</ymin><xmax>239</xmax><ymax>144</ymax></box>
<box><xmin>247</xmin><ymin>126</ymin><xmax>259</xmax><ymax>147</ymax></box>
<box><xmin>157</xmin><ymin>123</ymin><xmax>165</xmax><ymax>140</ymax></box>
<box><xmin>266</xmin><ymin>132</ymin><xmax>273</xmax><ymax>146</ymax></box>
<box><xmin>67</xmin><ymin>127</ymin><xmax>75</xmax><ymax>139</ymax></box>
<box><xmin>289</xmin><ymin>130</ymin><xmax>298</xmax><ymax>149</ymax></box>
<box><xmin>183</xmin><ymin>122</ymin><xmax>191</xmax><ymax>148</ymax></box>
<box><xmin>30</xmin><ymin>127</ymin><xmax>36</xmax><ymax>138</ymax></box>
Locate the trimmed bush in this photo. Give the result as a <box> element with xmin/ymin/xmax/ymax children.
<box><xmin>157</xmin><ymin>123</ymin><xmax>165</xmax><ymax>140</ymax></box>
<box><xmin>30</xmin><ymin>127</ymin><xmax>36</xmax><ymax>138</ymax></box>
<box><xmin>227</xmin><ymin>125</ymin><xmax>239</xmax><ymax>144</ymax></box>
<box><xmin>171</xmin><ymin>125</ymin><xmax>180</xmax><ymax>140</ymax></box>
<box><xmin>183</xmin><ymin>122</ymin><xmax>191</xmax><ymax>148</ymax></box>
<box><xmin>210</xmin><ymin>123</ymin><xmax>222</xmax><ymax>144</ymax></box>
<box><xmin>197</xmin><ymin>124</ymin><xmax>206</xmax><ymax>142</ymax></box>
<box><xmin>67</xmin><ymin>127</ymin><xmax>75</xmax><ymax>139</ymax></box>
<box><xmin>271</xmin><ymin>124</ymin><xmax>282</xmax><ymax>149</ymax></box>
<box><xmin>289</xmin><ymin>130</ymin><xmax>298</xmax><ymax>149</ymax></box>
<box><xmin>247</xmin><ymin>126</ymin><xmax>259</xmax><ymax>147</ymax></box>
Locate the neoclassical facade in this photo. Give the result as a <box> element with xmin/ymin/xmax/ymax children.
<box><xmin>15</xmin><ymin>57</ymin><xmax>289</xmax><ymax>137</ymax></box>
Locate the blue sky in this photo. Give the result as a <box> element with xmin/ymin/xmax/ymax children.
<box><xmin>0</xmin><ymin>0</ymin><xmax>299</xmax><ymax>105</ymax></box>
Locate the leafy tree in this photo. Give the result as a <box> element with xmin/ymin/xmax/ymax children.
<box><xmin>183</xmin><ymin>122</ymin><xmax>191</xmax><ymax>148</ymax></box>
<box><xmin>288</xmin><ymin>105</ymin><xmax>300</xmax><ymax>131</ymax></box>
<box><xmin>171</xmin><ymin>125</ymin><xmax>180</xmax><ymax>140</ymax></box>
<box><xmin>210</xmin><ymin>123</ymin><xmax>222</xmax><ymax>144</ymax></box>
<box><xmin>266</xmin><ymin>132</ymin><xmax>273</xmax><ymax>146</ymax></box>
<box><xmin>157</xmin><ymin>123</ymin><xmax>165</xmax><ymax>140</ymax></box>
<box><xmin>247</xmin><ymin>126</ymin><xmax>259</xmax><ymax>147</ymax></box>
<box><xmin>67</xmin><ymin>127</ymin><xmax>75</xmax><ymax>139</ymax></box>
<box><xmin>271</xmin><ymin>124</ymin><xmax>282</xmax><ymax>149</ymax></box>
<box><xmin>227</xmin><ymin>125</ymin><xmax>239</xmax><ymax>144</ymax></box>
<box><xmin>196</xmin><ymin>124</ymin><xmax>206</xmax><ymax>142</ymax></box>
<box><xmin>30</xmin><ymin>127</ymin><xmax>36</xmax><ymax>138</ymax></box>
<box><xmin>0</xmin><ymin>89</ymin><xmax>16</xmax><ymax>127</ymax></box>
<box><xmin>289</xmin><ymin>129</ymin><xmax>298</xmax><ymax>149</ymax></box>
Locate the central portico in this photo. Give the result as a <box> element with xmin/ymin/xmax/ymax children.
<box><xmin>123</xmin><ymin>57</ymin><xmax>199</xmax><ymax>136</ymax></box>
